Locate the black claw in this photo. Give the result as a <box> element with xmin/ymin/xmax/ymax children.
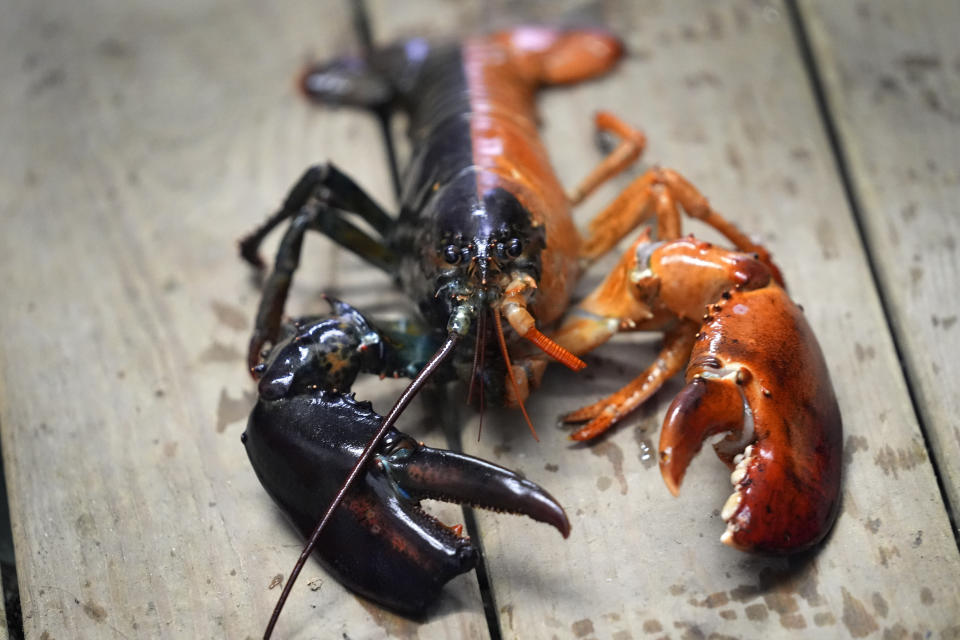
<box><xmin>244</xmin><ymin>388</ymin><xmax>568</xmax><ymax>615</ymax></box>
<box><xmin>388</xmin><ymin>445</ymin><xmax>570</xmax><ymax>538</ymax></box>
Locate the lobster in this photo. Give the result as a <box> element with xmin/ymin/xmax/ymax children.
<box><xmin>239</xmin><ymin>24</ymin><xmax>842</xmax><ymax>635</ymax></box>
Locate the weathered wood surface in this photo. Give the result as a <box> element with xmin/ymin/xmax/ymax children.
<box><xmin>0</xmin><ymin>1</ymin><xmax>958</xmax><ymax>640</ymax></box>
<box><xmin>801</xmin><ymin>0</ymin><xmax>960</xmax><ymax>530</ymax></box>
<box><xmin>0</xmin><ymin>567</ymin><xmax>7</xmax><ymax>640</ymax></box>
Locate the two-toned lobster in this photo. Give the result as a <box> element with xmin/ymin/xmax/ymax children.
<box><xmin>239</xmin><ymin>25</ymin><xmax>842</xmax><ymax>634</ymax></box>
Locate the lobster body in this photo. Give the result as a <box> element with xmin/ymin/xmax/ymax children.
<box><xmin>241</xmin><ymin>25</ymin><xmax>843</xmax><ymax>631</ymax></box>
<box><xmin>241</xmin><ymin>30</ymin><xmax>623</xmax><ymax>619</ymax></box>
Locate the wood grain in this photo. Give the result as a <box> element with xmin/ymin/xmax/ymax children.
<box><xmin>801</xmin><ymin>0</ymin><xmax>960</xmax><ymax>530</ymax></box>
<box><xmin>0</xmin><ymin>0</ymin><xmax>958</xmax><ymax>639</ymax></box>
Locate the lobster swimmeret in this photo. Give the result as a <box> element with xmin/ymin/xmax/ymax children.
<box><xmin>239</xmin><ymin>26</ymin><xmax>842</xmax><ymax>628</ymax></box>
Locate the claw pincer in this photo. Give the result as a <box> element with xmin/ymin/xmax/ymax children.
<box><xmin>243</xmin><ymin>302</ymin><xmax>569</xmax><ymax>614</ymax></box>
<box><xmin>654</xmin><ymin>240</ymin><xmax>843</xmax><ymax>553</ymax></box>
<box><xmin>559</xmin><ymin>236</ymin><xmax>841</xmax><ymax>553</ymax></box>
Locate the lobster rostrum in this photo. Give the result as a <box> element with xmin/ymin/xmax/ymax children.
<box><xmin>239</xmin><ymin>25</ymin><xmax>842</xmax><ymax>633</ymax></box>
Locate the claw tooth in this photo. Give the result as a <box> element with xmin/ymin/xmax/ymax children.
<box><xmin>732</xmin><ymin>448</ymin><xmax>751</xmax><ymax>479</ymax></box>
<box><xmin>721</xmin><ymin>523</ymin><xmax>736</xmax><ymax>546</ymax></box>
<box><xmin>721</xmin><ymin>491</ymin><xmax>742</xmax><ymax>522</ymax></box>
<box><xmin>743</xmin><ymin>444</ymin><xmax>754</xmax><ymax>458</ymax></box>
<box><xmin>730</xmin><ymin>465</ymin><xmax>746</xmax><ymax>486</ymax></box>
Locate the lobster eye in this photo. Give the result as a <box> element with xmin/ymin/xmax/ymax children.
<box><xmin>506</xmin><ymin>238</ymin><xmax>522</xmax><ymax>257</ymax></box>
<box><xmin>443</xmin><ymin>244</ymin><xmax>461</xmax><ymax>264</ymax></box>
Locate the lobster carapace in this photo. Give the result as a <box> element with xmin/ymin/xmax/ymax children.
<box><xmin>242</xmin><ymin>29</ymin><xmax>629</xmax><ymax>405</ymax></box>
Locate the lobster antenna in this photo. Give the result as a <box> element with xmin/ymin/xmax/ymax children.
<box><xmin>477</xmin><ymin>310</ymin><xmax>486</xmax><ymax>442</ymax></box>
<box><xmin>262</xmin><ymin>332</ymin><xmax>460</xmax><ymax>640</ymax></box>
<box><xmin>466</xmin><ymin>310</ymin><xmax>483</xmax><ymax>406</ymax></box>
<box><xmin>493</xmin><ymin>309</ymin><xmax>539</xmax><ymax>442</ymax></box>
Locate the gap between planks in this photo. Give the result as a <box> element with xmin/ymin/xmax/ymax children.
<box><xmin>788</xmin><ymin>0</ymin><xmax>960</xmax><ymax>551</ymax></box>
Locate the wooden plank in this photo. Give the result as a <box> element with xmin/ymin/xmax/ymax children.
<box><xmin>0</xmin><ymin>0</ymin><xmax>486</xmax><ymax>638</ymax></box>
<box><xmin>0</xmin><ymin>568</ymin><xmax>7</xmax><ymax>640</ymax></box>
<box><xmin>3</xmin><ymin>2</ymin><xmax>959</xmax><ymax>640</ymax></box>
<box><xmin>396</xmin><ymin>1</ymin><xmax>960</xmax><ymax>638</ymax></box>
<box><xmin>800</xmin><ymin>0</ymin><xmax>960</xmax><ymax>529</ymax></box>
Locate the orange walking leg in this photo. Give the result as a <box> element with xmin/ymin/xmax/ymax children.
<box><xmin>563</xmin><ymin>321</ymin><xmax>697</xmax><ymax>440</ymax></box>
<box><xmin>567</xmin><ymin>111</ymin><xmax>647</xmax><ymax>206</ymax></box>
<box><xmin>580</xmin><ymin>167</ymin><xmax>782</xmax><ymax>285</ymax></box>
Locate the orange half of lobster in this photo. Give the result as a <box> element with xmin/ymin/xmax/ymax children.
<box><xmin>557</xmin><ymin>235</ymin><xmax>842</xmax><ymax>553</ymax></box>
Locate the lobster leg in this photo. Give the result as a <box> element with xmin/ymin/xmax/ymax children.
<box><xmin>551</xmin><ymin>232</ymin><xmax>663</xmax><ymax>354</ymax></box>
<box><xmin>551</xmin><ymin>231</ymin><xmax>694</xmax><ymax>440</ymax></box>
<box><xmin>563</xmin><ymin>236</ymin><xmax>841</xmax><ymax>552</ymax></box>
<box><xmin>564</xmin><ymin>321</ymin><xmax>696</xmax><ymax>441</ymax></box>
<box><xmin>245</xmin><ymin>391</ymin><xmax>570</xmax><ymax>615</ymax></box>
<box><xmin>579</xmin><ymin>171</ymin><xmax>675</xmax><ymax>260</ymax></box>
<box><xmin>559</xmin><ymin>235</ymin><xmax>773</xmax><ymax>437</ymax></box>
<box><xmin>246</xmin><ymin>203</ymin><xmax>394</xmax><ymax>370</ymax></box>
<box><xmin>242</xmin><ymin>166</ymin><xmax>400</xmax><ymax>370</ymax></box>
<box><xmin>660</xmin><ymin>280</ymin><xmax>842</xmax><ymax>553</ymax></box>
<box><xmin>579</xmin><ymin>167</ymin><xmax>783</xmax><ymax>285</ymax></box>
<box><xmin>240</xmin><ymin>163</ymin><xmax>394</xmax><ymax>268</ymax></box>
<box><xmin>245</xmin><ymin>302</ymin><xmax>570</xmax><ymax>615</ymax></box>
<box><xmin>567</xmin><ymin>111</ymin><xmax>647</xmax><ymax>206</ymax></box>
<box><xmin>252</xmin><ymin>297</ymin><xmax>424</xmax><ymax>397</ymax></box>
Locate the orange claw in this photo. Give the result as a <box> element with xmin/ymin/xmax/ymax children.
<box><xmin>560</xmin><ymin>234</ymin><xmax>841</xmax><ymax>553</ymax></box>
<box><xmin>658</xmin><ymin>269</ymin><xmax>842</xmax><ymax>553</ymax></box>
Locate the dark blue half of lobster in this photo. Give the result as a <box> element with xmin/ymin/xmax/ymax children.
<box><xmin>242</xmin><ymin>303</ymin><xmax>570</xmax><ymax>615</ymax></box>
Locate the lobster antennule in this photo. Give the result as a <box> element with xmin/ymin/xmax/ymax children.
<box><xmin>494</xmin><ymin>308</ymin><xmax>539</xmax><ymax>441</ymax></box>
<box><xmin>524</xmin><ymin>326</ymin><xmax>587</xmax><ymax>371</ymax></box>
<box><xmin>500</xmin><ymin>276</ymin><xmax>586</xmax><ymax>371</ymax></box>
